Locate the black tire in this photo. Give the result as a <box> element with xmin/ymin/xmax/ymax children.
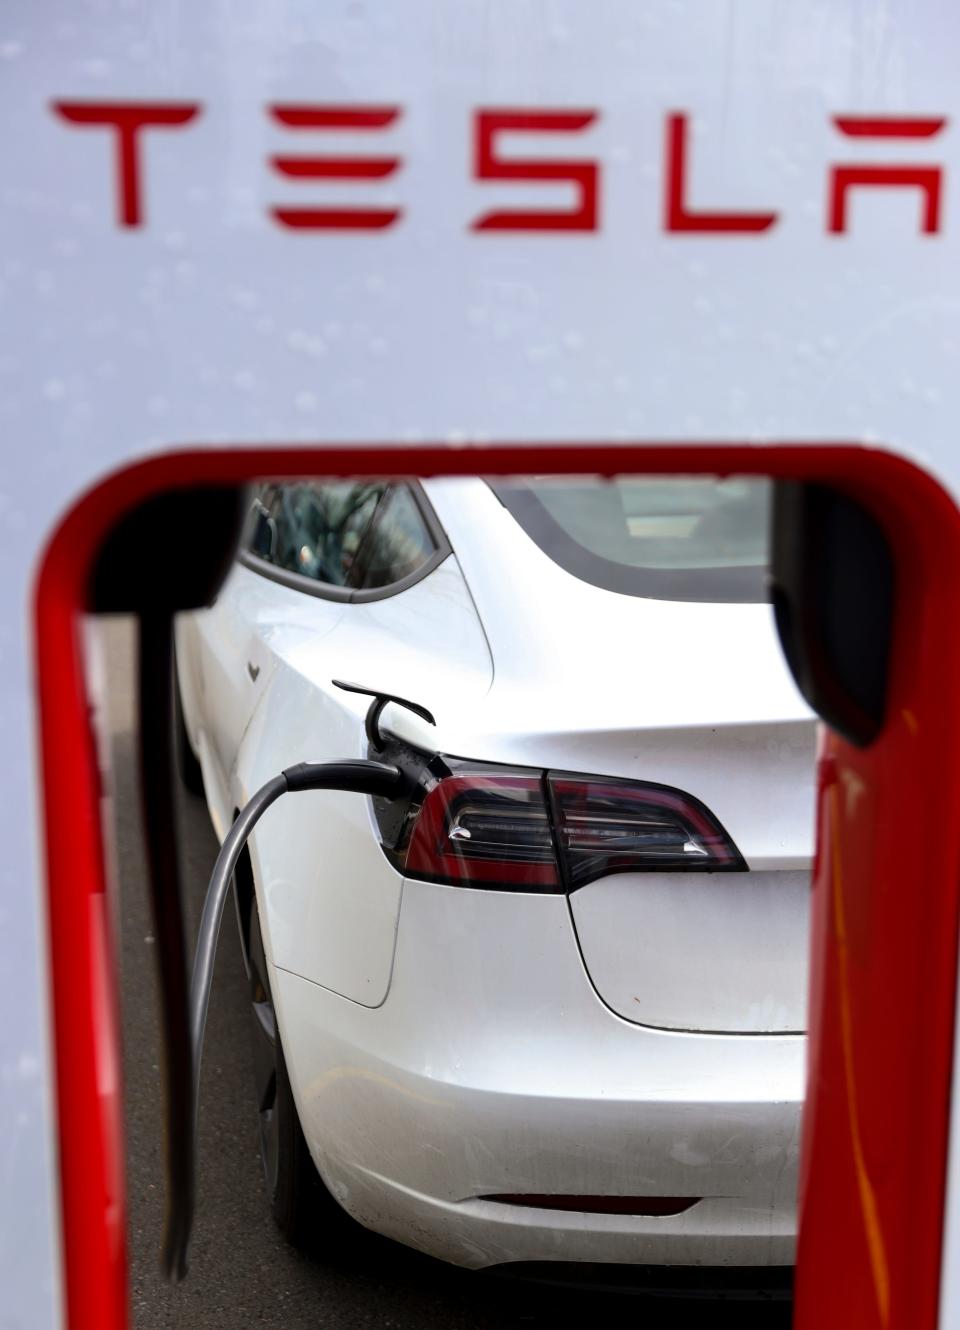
<box><xmin>271</xmin><ymin>1036</ymin><xmax>329</xmax><ymax>1247</ymax></box>
<box><xmin>246</xmin><ymin>896</ymin><xmax>358</xmax><ymax>1251</ymax></box>
<box><xmin>172</xmin><ymin>654</ymin><xmax>205</xmax><ymax>796</ymax></box>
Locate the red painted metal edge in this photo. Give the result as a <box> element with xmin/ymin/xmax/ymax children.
<box><xmin>794</xmin><ymin>456</ymin><xmax>960</xmax><ymax>1330</ymax></box>
<box><xmin>31</xmin><ymin>443</ymin><xmax>960</xmax><ymax>1330</ymax></box>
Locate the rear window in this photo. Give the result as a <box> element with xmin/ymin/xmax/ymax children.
<box><xmin>491</xmin><ymin>476</ymin><xmax>770</xmax><ymax>603</ymax></box>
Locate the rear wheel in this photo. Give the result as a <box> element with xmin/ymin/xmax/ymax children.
<box><xmin>245</xmin><ymin>894</ymin><xmax>357</xmax><ymax>1250</ymax></box>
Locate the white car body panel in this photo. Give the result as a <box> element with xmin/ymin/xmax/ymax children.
<box><xmin>569</xmin><ymin>870</ymin><xmax>810</xmax><ymax>1034</ymax></box>
<box><xmin>272</xmin><ymin>880</ymin><xmax>802</xmax><ymax>1269</ymax></box>
<box><xmin>180</xmin><ymin>549</ymin><xmax>493</xmax><ymax>1003</ymax></box>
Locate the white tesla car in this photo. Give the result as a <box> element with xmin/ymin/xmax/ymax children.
<box><xmin>174</xmin><ymin>474</ymin><xmax>815</xmax><ymax>1282</ymax></box>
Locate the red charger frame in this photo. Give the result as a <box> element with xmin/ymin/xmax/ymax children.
<box><xmin>34</xmin><ymin>443</ymin><xmax>960</xmax><ymax>1330</ymax></box>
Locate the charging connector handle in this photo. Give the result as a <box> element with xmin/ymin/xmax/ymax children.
<box><xmin>189</xmin><ymin>758</ymin><xmax>402</xmax><ymax>1118</ymax></box>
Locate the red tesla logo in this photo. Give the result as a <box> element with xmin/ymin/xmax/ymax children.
<box><xmin>51</xmin><ymin>100</ymin><xmax>948</xmax><ymax>236</ymax></box>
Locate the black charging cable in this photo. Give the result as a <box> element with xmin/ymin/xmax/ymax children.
<box><xmin>174</xmin><ymin>757</ymin><xmax>403</xmax><ymax>1278</ymax></box>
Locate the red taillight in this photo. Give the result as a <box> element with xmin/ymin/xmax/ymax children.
<box><xmin>404</xmin><ymin>773</ymin><xmax>561</xmax><ymax>890</ymax></box>
<box><xmin>549</xmin><ymin>776</ymin><xmax>743</xmax><ymax>886</ymax></box>
<box><xmin>393</xmin><ymin>762</ymin><xmax>744</xmax><ymax>891</ymax></box>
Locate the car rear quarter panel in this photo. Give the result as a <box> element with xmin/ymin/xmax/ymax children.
<box><xmin>230</xmin><ymin>554</ymin><xmax>493</xmax><ymax>1006</ymax></box>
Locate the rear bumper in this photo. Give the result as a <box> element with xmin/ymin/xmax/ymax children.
<box><xmin>315</xmin><ymin>1165</ymin><xmax>798</xmax><ymax>1268</ymax></box>
<box><xmin>271</xmin><ymin>879</ymin><xmax>804</xmax><ymax>1269</ymax></box>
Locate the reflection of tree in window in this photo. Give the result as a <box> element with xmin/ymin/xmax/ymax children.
<box><xmin>288</xmin><ymin>484</ymin><xmax>383</xmax><ymax>585</ymax></box>
<box><xmin>248</xmin><ymin>483</ymin><xmax>383</xmax><ymax>586</ymax></box>
<box><xmin>246</xmin><ymin>482</ymin><xmax>436</xmax><ymax>592</ymax></box>
<box><xmin>352</xmin><ymin>487</ymin><xmax>436</xmax><ymax>589</ymax></box>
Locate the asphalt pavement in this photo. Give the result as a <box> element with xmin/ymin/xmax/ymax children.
<box><xmin>97</xmin><ymin>618</ymin><xmax>793</xmax><ymax>1330</ymax></box>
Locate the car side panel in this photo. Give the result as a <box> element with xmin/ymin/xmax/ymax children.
<box><xmin>236</xmin><ymin>671</ymin><xmax>403</xmax><ymax>1006</ymax></box>
<box><xmin>226</xmin><ymin>554</ymin><xmax>493</xmax><ymax>1005</ymax></box>
<box><xmin>179</xmin><ymin>564</ymin><xmax>345</xmax><ymax>795</ymax></box>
